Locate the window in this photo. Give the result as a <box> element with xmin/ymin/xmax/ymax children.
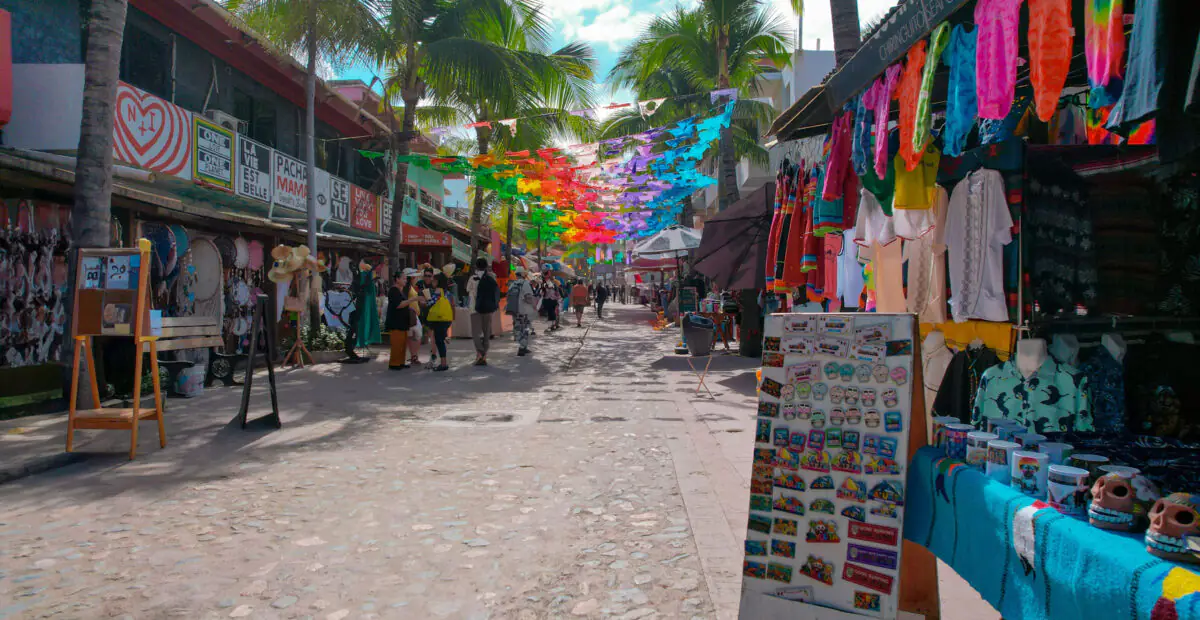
<box><xmin>407</xmin><ymin>186</ymin><xmax>417</xmax><ymax>199</ymax></box>
<box><xmin>233</xmin><ymin>90</ymin><xmax>279</xmax><ymax>147</ymax></box>
<box><xmin>120</xmin><ymin>22</ymin><xmax>170</xmax><ymax>98</ymax></box>
<box><xmin>420</xmin><ymin>190</ymin><xmax>431</xmax><ymax>206</ymax></box>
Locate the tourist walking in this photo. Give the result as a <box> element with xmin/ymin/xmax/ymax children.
<box><xmin>595</xmin><ymin>283</ymin><xmax>609</xmax><ymax>319</ymax></box>
<box><xmin>541</xmin><ymin>274</ymin><xmax>561</xmax><ymax>331</ymax></box>
<box><xmin>466</xmin><ymin>257</ymin><xmax>499</xmax><ymax>366</ymax></box>
<box><xmin>385</xmin><ymin>271</ymin><xmax>417</xmax><ymax>370</ymax></box>
<box><xmin>424</xmin><ymin>272</ymin><xmax>455</xmax><ymax>371</ymax></box>
<box><xmin>570</xmin><ymin>279</ymin><xmax>589</xmax><ymax>327</ymax></box>
<box><xmin>508</xmin><ymin>267</ymin><xmax>536</xmax><ymax>356</ymax></box>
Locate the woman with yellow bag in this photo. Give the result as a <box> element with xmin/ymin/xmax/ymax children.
<box><xmin>424</xmin><ymin>272</ymin><xmax>456</xmax><ymax>371</ymax></box>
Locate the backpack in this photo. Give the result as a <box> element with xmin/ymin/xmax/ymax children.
<box><xmin>506</xmin><ymin>280</ymin><xmax>523</xmax><ymax>315</ymax></box>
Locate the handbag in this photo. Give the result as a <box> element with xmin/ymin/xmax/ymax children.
<box><xmin>427</xmin><ymin>293</ymin><xmax>453</xmax><ymax>322</ymax></box>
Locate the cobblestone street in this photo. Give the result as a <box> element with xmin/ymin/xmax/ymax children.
<box><xmin>0</xmin><ymin>304</ymin><xmax>761</xmax><ymax>620</ymax></box>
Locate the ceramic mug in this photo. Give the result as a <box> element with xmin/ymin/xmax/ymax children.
<box><xmin>986</xmin><ymin>440</ymin><xmax>1020</xmax><ymax>484</ymax></box>
<box><xmin>1069</xmin><ymin>454</ymin><xmax>1110</xmax><ymax>484</ymax></box>
<box><xmin>1014</xmin><ymin>433</ymin><xmax>1046</xmax><ymax>452</ymax></box>
<box><xmin>1011</xmin><ymin>450</ymin><xmax>1050</xmax><ymax>499</ymax></box>
<box><xmin>931</xmin><ymin>416</ymin><xmax>958</xmax><ymax>449</ymax></box>
<box><xmin>1047</xmin><ymin>464</ymin><xmax>1090</xmax><ymax>516</ymax></box>
<box><xmin>966</xmin><ymin>432</ymin><xmax>999</xmax><ymax>470</ymax></box>
<box><xmin>1038</xmin><ymin>442</ymin><xmax>1074</xmax><ymax>465</ymax></box>
<box><xmin>994</xmin><ymin>423</ymin><xmax>1026</xmax><ymax>442</ymax></box>
<box><xmin>943</xmin><ymin>423</ymin><xmax>974</xmax><ymax>460</ymax></box>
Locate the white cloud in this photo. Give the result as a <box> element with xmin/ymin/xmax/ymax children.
<box><xmin>576</xmin><ymin>5</ymin><xmax>655</xmax><ymax>50</ymax></box>
<box><xmin>536</xmin><ymin>0</ymin><xmax>654</xmax><ymax>50</ymax></box>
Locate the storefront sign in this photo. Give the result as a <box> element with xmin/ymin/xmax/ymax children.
<box><xmin>350</xmin><ymin>185</ymin><xmax>378</xmax><ymax>232</ymax></box>
<box><xmin>380</xmin><ymin>196</ymin><xmax>393</xmax><ymax>234</ymax></box>
<box><xmin>235</xmin><ymin>135</ymin><xmax>272</xmax><ymax>203</ymax></box>
<box><xmin>329</xmin><ymin>176</ymin><xmax>350</xmax><ymax>224</ymax></box>
<box><xmin>402</xmin><ymin>224</ymin><xmax>451</xmax><ymax>247</ymax></box>
<box><xmin>312</xmin><ymin>168</ymin><xmax>331</xmax><ymax>222</ymax></box>
<box><xmin>112</xmin><ymin>82</ymin><xmax>192</xmax><ymax>180</ymax></box>
<box><xmin>192</xmin><ymin>117</ymin><xmax>233</xmax><ymax>189</ymax></box>
<box><xmin>272</xmin><ymin>151</ymin><xmax>307</xmax><ymax>212</ymax></box>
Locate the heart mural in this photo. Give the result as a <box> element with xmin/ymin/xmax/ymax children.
<box><xmin>112</xmin><ymin>82</ymin><xmax>193</xmax><ymax>180</ymax></box>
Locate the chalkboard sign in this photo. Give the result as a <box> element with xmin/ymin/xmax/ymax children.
<box><xmin>238</xmin><ymin>294</ymin><xmax>281</xmax><ymax>430</ymax></box>
<box><xmin>679</xmin><ymin>287</ymin><xmax>698</xmax><ymax>313</ymax></box>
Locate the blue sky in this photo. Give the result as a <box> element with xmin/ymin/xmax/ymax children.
<box><xmin>336</xmin><ymin>0</ymin><xmax>900</xmax><ymax>207</ymax></box>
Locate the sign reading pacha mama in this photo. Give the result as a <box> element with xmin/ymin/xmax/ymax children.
<box><xmin>272</xmin><ymin>152</ymin><xmax>307</xmax><ymax>212</ymax></box>
<box><xmin>193</xmin><ymin>117</ymin><xmax>234</xmax><ymax>190</ymax></box>
<box><xmin>235</xmin><ymin>136</ymin><xmax>273</xmax><ymax>203</ymax></box>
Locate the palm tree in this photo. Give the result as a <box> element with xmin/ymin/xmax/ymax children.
<box><xmin>830</xmin><ymin>0</ymin><xmax>861</xmax><ymax>67</ymax></box>
<box><xmin>226</xmin><ymin>0</ymin><xmax>380</xmax><ymax>330</ymax></box>
<box><xmin>71</xmin><ymin>0</ymin><xmax>129</xmax><ymax>405</ymax></box>
<box><xmin>607</xmin><ymin>4</ymin><xmax>791</xmax><ymax>213</ymax></box>
<box><xmin>417</xmin><ymin>0</ymin><xmax>596</xmax><ymax>261</ymax></box>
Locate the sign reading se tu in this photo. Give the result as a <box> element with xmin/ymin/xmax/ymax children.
<box><xmin>235</xmin><ymin>136</ymin><xmax>273</xmax><ymax>203</ymax></box>
<box><xmin>193</xmin><ymin>117</ymin><xmax>234</xmax><ymax>190</ymax></box>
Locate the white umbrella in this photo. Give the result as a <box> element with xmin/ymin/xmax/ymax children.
<box><xmin>633</xmin><ymin>225</ymin><xmax>702</xmax><ymax>258</ymax></box>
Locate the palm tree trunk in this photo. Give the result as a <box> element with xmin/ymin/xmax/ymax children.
<box><xmin>716</xmin><ymin>33</ymin><xmax>739</xmax><ymax>212</ymax></box>
<box><xmin>504</xmin><ymin>202</ymin><xmax>515</xmax><ymax>264</ymax></box>
<box><xmin>468</xmin><ymin>124</ymin><xmax>490</xmax><ymax>262</ymax></box>
<box><xmin>388</xmin><ymin>94</ymin><xmax>418</xmax><ymax>273</ymax></box>
<box><xmin>304</xmin><ymin>4</ymin><xmax>320</xmax><ymax>334</ymax></box>
<box><xmin>830</xmin><ymin>0</ymin><xmax>862</xmax><ymax>67</ymax></box>
<box><xmin>69</xmin><ymin>0</ymin><xmax>128</xmax><ymax>407</ymax></box>
<box><xmin>679</xmin><ymin>194</ymin><xmax>694</xmax><ymax>227</ymax></box>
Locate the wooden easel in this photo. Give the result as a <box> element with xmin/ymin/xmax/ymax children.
<box><xmin>66</xmin><ymin>239</ymin><xmax>166</xmax><ymax>460</ymax></box>
<box><xmin>282</xmin><ymin>274</ymin><xmax>313</xmax><ymax>367</ymax></box>
<box><xmin>237</xmin><ymin>294</ymin><xmax>281</xmax><ymax>429</ymax></box>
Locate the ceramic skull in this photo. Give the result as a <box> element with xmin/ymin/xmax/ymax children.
<box><xmin>1089</xmin><ymin>472</ymin><xmax>1161</xmax><ymax>532</ymax></box>
<box><xmin>1146</xmin><ymin>493</ymin><xmax>1200</xmax><ymax>563</ymax></box>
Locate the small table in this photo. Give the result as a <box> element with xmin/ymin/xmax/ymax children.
<box><xmin>687</xmin><ymin>354</ymin><xmax>715</xmax><ymax>398</ymax></box>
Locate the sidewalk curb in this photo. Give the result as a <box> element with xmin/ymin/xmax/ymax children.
<box><xmin>0</xmin><ymin>450</ymin><xmax>89</xmax><ymax>486</ymax></box>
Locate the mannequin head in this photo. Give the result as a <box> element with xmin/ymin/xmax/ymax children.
<box><xmin>924</xmin><ymin>330</ymin><xmax>946</xmax><ymax>352</ymax></box>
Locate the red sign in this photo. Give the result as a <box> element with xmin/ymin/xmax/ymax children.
<box><xmin>112</xmin><ymin>82</ymin><xmax>192</xmax><ymax>179</ymax></box>
<box><xmin>842</xmin><ymin>563</ymin><xmax>894</xmax><ymax>595</ymax></box>
<box><xmin>350</xmin><ymin>185</ymin><xmax>378</xmax><ymax>232</ymax></box>
<box><xmin>846</xmin><ymin>522</ymin><xmax>898</xmax><ymax>546</ymax></box>
<box><xmin>401</xmin><ymin>224</ymin><xmax>451</xmax><ymax>248</ymax></box>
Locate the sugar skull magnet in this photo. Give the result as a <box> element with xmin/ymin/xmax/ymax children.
<box><xmin>830</xmin><ymin>385</ymin><xmax>845</xmax><ymax>405</ymax></box>
<box><xmin>882</xmin><ymin>389</ymin><xmax>898</xmax><ymax>408</ymax></box>
<box><xmin>872</xmin><ymin>364</ymin><xmax>890</xmax><ymax>383</ymax></box>
<box><xmin>824</xmin><ymin>362</ymin><xmax>840</xmax><ymax>380</ymax></box>
<box><xmin>846</xmin><ymin>407</ymin><xmax>862</xmax><ymax>425</ymax></box>
<box><xmin>844</xmin><ymin>387</ymin><xmax>859</xmax><ymax>406</ymax></box>
<box><xmin>812</xmin><ymin>383</ymin><xmax>829</xmax><ymax>401</ymax></box>
<box><xmin>830</xmin><ymin>409</ymin><xmax>846</xmax><ymax>426</ymax></box>
<box><xmin>856</xmin><ymin>364</ymin><xmax>873</xmax><ymax>383</ymax></box>
<box><xmin>861</xmin><ymin>389</ymin><xmax>876</xmax><ymax>407</ymax></box>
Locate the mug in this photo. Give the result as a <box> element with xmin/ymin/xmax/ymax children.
<box><xmin>986</xmin><ymin>440</ymin><xmax>1020</xmax><ymax>484</ymax></box>
<box><xmin>1011</xmin><ymin>450</ymin><xmax>1050</xmax><ymax>499</ymax></box>
<box><xmin>966</xmin><ymin>432</ymin><xmax>999</xmax><ymax>470</ymax></box>
<box><xmin>931</xmin><ymin>416</ymin><xmax>959</xmax><ymax>449</ymax></box>
<box><xmin>1014</xmin><ymin>433</ymin><xmax>1046</xmax><ymax>451</ymax></box>
<box><xmin>1038</xmin><ymin>442</ymin><xmax>1074</xmax><ymax>465</ymax></box>
<box><xmin>1047</xmin><ymin>464</ymin><xmax>1090</xmax><ymax>516</ymax></box>
<box><xmin>1069</xmin><ymin>454</ymin><xmax>1110</xmax><ymax>484</ymax></box>
<box><xmin>943</xmin><ymin>423</ymin><xmax>974</xmax><ymax>460</ymax></box>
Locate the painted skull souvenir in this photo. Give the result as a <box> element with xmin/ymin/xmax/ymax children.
<box><xmin>830</xmin><ymin>385</ymin><xmax>845</xmax><ymax>405</ymax></box>
<box><xmin>856</xmin><ymin>364</ymin><xmax>873</xmax><ymax>383</ymax></box>
<box><xmin>830</xmin><ymin>408</ymin><xmax>846</xmax><ymax>426</ymax></box>
<box><xmin>796</xmin><ymin>383</ymin><xmax>812</xmax><ymax>400</ymax></box>
<box><xmin>846</xmin><ymin>408</ymin><xmax>862</xmax><ymax>425</ymax></box>
<box><xmin>1146</xmin><ymin>493</ymin><xmax>1200</xmax><ymax>563</ymax></box>
<box><xmin>782</xmin><ymin>384</ymin><xmax>796</xmax><ymax>403</ymax></box>
<box><xmin>864</xmin><ymin>410</ymin><xmax>881</xmax><ymax>428</ymax></box>
<box><xmin>797</xmin><ymin>404</ymin><xmax>812</xmax><ymax>419</ymax></box>
<box><xmin>824</xmin><ymin>362</ymin><xmax>841</xmax><ymax>380</ymax></box>
<box><xmin>882</xmin><ymin>389</ymin><xmax>899</xmax><ymax>408</ymax></box>
<box><xmin>862</xmin><ymin>389</ymin><xmax>877</xmax><ymax>407</ymax></box>
<box><xmin>811</xmin><ymin>410</ymin><xmax>827</xmax><ymax>429</ymax></box>
<box><xmin>844</xmin><ymin>387</ymin><xmax>859</xmax><ymax>406</ymax></box>
<box><xmin>872</xmin><ymin>364</ymin><xmax>890</xmax><ymax>383</ymax></box>
<box><xmin>812</xmin><ymin>383</ymin><xmax>829</xmax><ymax>401</ymax></box>
<box><xmin>890</xmin><ymin>367</ymin><xmax>908</xmax><ymax>385</ymax></box>
<box><xmin>839</xmin><ymin>364</ymin><xmax>855</xmax><ymax>382</ymax></box>
<box><xmin>1089</xmin><ymin>473</ymin><xmax>1161</xmax><ymax>532</ymax></box>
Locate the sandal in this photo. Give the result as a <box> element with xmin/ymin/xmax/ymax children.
<box><xmin>434</xmin><ymin>365</ymin><xmax>450</xmax><ymax>372</ymax></box>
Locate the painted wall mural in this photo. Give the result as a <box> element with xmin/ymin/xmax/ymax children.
<box><xmin>0</xmin><ymin>200</ymin><xmax>72</xmax><ymax>369</ymax></box>
<box><xmin>112</xmin><ymin>82</ymin><xmax>193</xmax><ymax>180</ymax></box>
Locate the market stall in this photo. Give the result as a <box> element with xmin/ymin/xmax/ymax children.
<box><xmin>745</xmin><ymin>0</ymin><xmax>1200</xmax><ymax>617</ymax></box>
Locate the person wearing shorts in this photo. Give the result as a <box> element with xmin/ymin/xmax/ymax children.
<box><xmin>570</xmin><ymin>280</ymin><xmax>589</xmax><ymax>327</ymax></box>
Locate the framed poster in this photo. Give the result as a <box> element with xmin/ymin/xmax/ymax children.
<box><xmin>193</xmin><ymin>117</ymin><xmax>234</xmax><ymax>189</ymax></box>
<box><xmin>272</xmin><ymin>151</ymin><xmax>307</xmax><ymax>212</ymax></box>
<box><xmin>112</xmin><ymin>82</ymin><xmax>192</xmax><ymax>180</ymax></box>
<box><xmin>741</xmin><ymin>313</ymin><xmax>916</xmax><ymax>620</ymax></box>
<box><xmin>235</xmin><ymin>135</ymin><xmax>273</xmax><ymax>203</ymax></box>
<box><xmin>350</xmin><ymin>184</ymin><xmax>379</xmax><ymax>232</ymax></box>
<box><xmin>329</xmin><ymin>176</ymin><xmax>350</xmax><ymax>224</ymax></box>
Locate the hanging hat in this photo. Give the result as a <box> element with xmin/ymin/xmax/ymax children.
<box><xmin>247</xmin><ymin>239</ymin><xmax>264</xmax><ymax>271</ymax></box>
<box><xmin>441</xmin><ymin>263</ymin><xmax>456</xmax><ymax>277</ymax></box>
<box><xmin>233</xmin><ymin>237</ymin><xmax>250</xmax><ymax>269</ymax></box>
<box><xmin>190</xmin><ymin>238</ymin><xmax>221</xmax><ymax>300</ymax></box>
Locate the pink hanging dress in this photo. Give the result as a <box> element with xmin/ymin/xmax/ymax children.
<box><xmin>975</xmin><ymin>0</ymin><xmax>1025</xmax><ymax>119</ymax></box>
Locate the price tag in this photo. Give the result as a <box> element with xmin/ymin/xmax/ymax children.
<box><xmin>81</xmin><ymin>257</ymin><xmax>104</xmax><ymax>289</ymax></box>
<box><xmin>106</xmin><ymin>255</ymin><xmax>131</xmax><ymax>289</ymax></box>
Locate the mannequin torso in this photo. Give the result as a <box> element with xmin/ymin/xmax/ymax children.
<box><xmin>1015</xmin><ymin>338</ymin><xmax>1048</xmax><ymax>378</ymax></box>
<box><xmin>1101</xmin><ymin>333</ymin><xmax>1127</xmax><ymax>363</ymax></box>
<box><xmin>1050</xmin><ymin>334</ymin><xmax>1080</xmax><ymax>366</ymax></box>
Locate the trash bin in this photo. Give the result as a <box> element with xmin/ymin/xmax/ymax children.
<box><xmin>683</xmin><ymin>325</ymin><xmax>714</xmax><ymax>357</ymax></box>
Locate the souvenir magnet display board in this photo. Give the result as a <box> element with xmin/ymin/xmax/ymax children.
<box><xmin>741</xmin><ymin>313</ymin><xmax>916</xmax><ymax>620</ymax></box>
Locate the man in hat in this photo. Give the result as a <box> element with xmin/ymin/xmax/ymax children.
<box><xmin>508</xmin><ymin>267</ymin><xmax>536</xmax><ymax>356</ymax></box>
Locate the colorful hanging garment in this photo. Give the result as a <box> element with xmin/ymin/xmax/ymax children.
<box><xmin>851</xmin><ymin>93</ymin><xmax>872</xmax><ymax>177</ymax></box>
<box><xmin>1028</xmin><ymin>0</ymin><xmax>1074</xmax><ymax>122</ymax></box>
<box><xmin>1085</xmin><ymin>0</ymin><xmax>1125</xmax><ymax>108</ymax></box>
<box><xmin>914</xmin><ymin>23</ymin><xmax>952</xmax><ymax>155</ymax></box>
<box><xmin>764</xmin><ymin>171</ymin><xmax>786</xmax><ymax>291</ymax></box>
<box><xmin>975</xmin><ymin>0</ymin><xmax>1024</xmax><ymax>120</ymax></box>
<box><xmin>1105</xmin><ymin>0</ymin><xmax>1162</xmax><ymax>133</ymax></box>
<box><xmin>801</xmin><ymin>173</ymin><xmax>822</xmax><ymax>273</ymax></box>
<box><xmin>942</xmin><ymin>25</ymin><xmax>979</xmax><ymax>157</ymax></box>
<box><xmin>864</xmin><ymin>65</ymin><xmax>902</xmax><ymax>180</ymax></box>
<box><xmin>821</xmin><ymin>110</ymin><xmax>855</xmax><ymax>201</ymax></box>
<box><xmin>782</xmin><ymin>170</ymin><xmax>809</xmax><ymax>285</ymax></box>
<box><xmin>859</xmin><ymin>149</ymin><xmax>895</xmax><ymax>214</ymax></box>
<box><xmin>896</xmin><ymin>40</ymin><xmax>929</xmax><ymax>171</ymax></box>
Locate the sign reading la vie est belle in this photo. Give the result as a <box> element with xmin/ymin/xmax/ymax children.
<box><xmin>235</xmin><ymin>135</ymin><xmax>273</xmax><ymax>203</ymax></box>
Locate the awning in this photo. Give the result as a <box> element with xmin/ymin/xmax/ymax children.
<box><xmin>770</xmin><ymin>0</ymin><xmax>972</xmax><ymax>141</ymax></box>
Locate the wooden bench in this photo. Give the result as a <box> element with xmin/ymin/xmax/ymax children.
<box><xmin>145</xmin><ymin>316</ymin><xmax>244</xmax><ymax>394</ymax></box>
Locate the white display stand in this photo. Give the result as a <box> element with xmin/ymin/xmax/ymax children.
<box><xmin>740</xmin><ymin>313</ymin><xmax>918</xmax><ymax>620</ymax></box>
